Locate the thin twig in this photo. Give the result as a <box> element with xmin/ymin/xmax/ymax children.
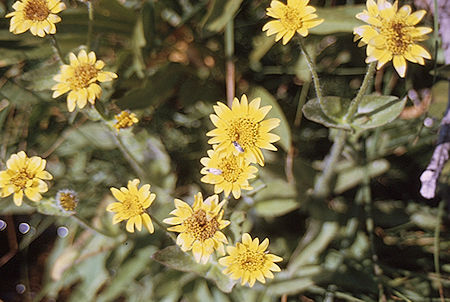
<box><xmin>313</xmin><ymin>130</ymin><xmax>347</xmax><ymax>198</ymax></box>
<box><xmin>434</xmin><ymin>200</ymin><xmax>446</xmax><ymax>302</ymax></box>
<box><xmin>49</xmin><ymin>35</ymin><xmax>65</xmax><ymax>64</ymax></box>
<box><xmin>225</xmin><ymin>19</ymin><xmax>235</xmax><ymax>107</ymax></box>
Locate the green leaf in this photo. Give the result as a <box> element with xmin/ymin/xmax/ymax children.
<box><xmin>334</xmin><ymin>159</ymin><xmax>390</xmax><ymax>194</ymax></box>
<box><xmin>266</xmin><ymin>278</ymin><xmax>315</xmax><ymax>296</ymax></box>
<box><xmin>152</xmin><ymin>245</ymin><xmax>209</xmax><ymax>275</ymax></box>
<box><xmin>255</xmin><ymin>199</ymin><xmax>299</xmax><ymax>218</ymax></box>
<box><xmin>201</xmin><ymin>0</ymin><xmax>243</xmax><ymax>32</ymax></box>
<box><xmin>288</xmin><ymin>222</ymin><xmax>339</xmax><ymax>272</ymax></box>
<box><xmin>248</xmin><ymin>86</ymin><xmax>292</xmax><ymax>152</ymax></box>
<box><xmin>310</xmin><ymin>5</ymin><xmax>365</xmax><ymax>35</ymax></box>
<box><xmin>351</xmin><ymin>95</ymin><xmax>406</xmax><ymax>129</ymax></box>
<box><xmin>205</xmin><ymin>264</ymin><xmax>237</xmax><ymax>293</ymax></box>
<box><xmin>302</xmin><ymin>97</ymin><xmax>352</xmax><ymax>130</ymax></box>
<box><xmin>96</xmin><ymin>246</ymin><xmax>156</xmax><ymax>302</ymax></box>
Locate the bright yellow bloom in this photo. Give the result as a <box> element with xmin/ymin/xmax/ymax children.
<box><xmin>5</xmin><ymin>0</ymin><xmax>65</xmax><ymax>37</ymax></box>
<box><xmin>56</xmin><ymin>189</ymin><xmax>78</xmax><ymax>213</ymax></box>
<box><xmin>0</xmin><ymin>151</ymin><xmax>53</xmax><ymax>206</ymax></box>
<box><xmin>262</xmin><ymin>0</ymin><xmax>324</xmax><ymax>45</ymax></box>
<box><xmin>200</xmin><ymin>147</ymin><xmax>258</xmax><ymax>199</ymax></box>
<box><xmin>51</xmin><ymin>50</ymin><xmax>118</xmax><ymax>112</ymax></box>
<box><xmin>219</xmin><ymin>233</ymin><xmax>283</xmax><ymax>287</ymax></box>
<box><xmin>206</xmin><ymin>94</ymin><xmax>280</xmax><ymax>166</ymax></box>
<box><xmin>163</xmin><ymin>193</ymin><xmax>230</xmax><ymax>264</ymax></box>
<box><xmin>354</xmin><ymin>0</ymin><xmax>432</xmax><ymax>77</ymax></box>
<box><xmin>114</xmin><ymin>110</ymin><xmax>139</xmax><ymax>131</ymax></box>
<box><xmin>107</xmin><ymin>179</ymin><xmax>155</xmax><ymax>233</ymax></box>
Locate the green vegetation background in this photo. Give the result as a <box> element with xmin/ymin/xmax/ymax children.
<box><xmin>0</xmin><ymin>0</ymin><xmax>449</xmax><ymax>301</ymax></box>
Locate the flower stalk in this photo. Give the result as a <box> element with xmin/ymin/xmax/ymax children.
<box><xmin>345</xmin><ymin>62</ymin><xmax>377</xmax><ymax>122</ymax></box>
<box><xmin>50</xmin><ymin>35</ymin><xmax>66</xmax><ymax>64</ymax></box>
<box><xmin>298</xmin><ymin>38</ymin><xmax>324</xmax><ymax>110</ymax></box>
<box><xmin>87</xmin><ymin>1</ymin><xmax>94</xmax><ymax>50</ymax></box>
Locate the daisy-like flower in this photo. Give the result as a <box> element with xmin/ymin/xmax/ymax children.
<box><xmin>114</xmin><ymin>110</ymin><xmax>139</xmax><ymax>131</ymax></box>
<box><xmin>107</xmin><ymin>179</ymin><xmax>155</xmax><ymax>233</ymax></box>
<box><xmin>56</xmin><ymin>189</ymin><xmax>78</xmax><ymax>213</ymax></box>
<box><xmin>200</xmin><ymin>147</ymin><xmax>258</xmax><ymax>199</ymax></box>
<box><xmin>353</xmin><ymin>0</ymin><xmax>432</xmax><ymax>77</ymax></box>
<box><xmin>206</xmin><ymin>94</ymin><xmax>280</xmax><ymax>166</ymax></box>
<box><xmin>51</xmin><ymin>50</ymin><xmax>118</xmax><ymax>112</ymax></box>
<box><xmin>219</xmin><ymin>233</ymin><xmax>283</xmax><ymax>287</ymax></box>
<box><xmin>163</xmin><ymin>193</ymin><xmax>230</xmax><ymax>264</ymax></box>
<box><xmin>0</xmin><ymin>151</ymin><xmax>53</xmax><ymax>206</ymax></box>
<box><xmin>262</xmin><ymin>0</ymin><xmax>324</xmax><ymax>45</ymax></box>
<box><xmin>5</xmin><ymin>0</ymin><xmax>66</xmax><ymax>37</ymax></box>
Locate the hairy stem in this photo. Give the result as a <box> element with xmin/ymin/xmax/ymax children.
<box><xmin>87</xmin><ymin>1</ymin><xmax>94</xmax><ymax>50</ymax></box>
<box><xmin>313</xmin><ymin>129</ymin><xmax>347</xmax><ymax>198</ymax></box>
<box><xmin>150</xmin><ymin>213</ymin><xmax>177</xmax><ymax>242</ymax></box>
<box><xmin>50</xmin><ymin>35</ymin><xmax>65</xmax><ymax>64</ymax></box>
<box><xmin>345</xmin><ymin>62</ymin><xmax>377</xmax><ymax>121</ymax></box>
<box><xmin>434</xmin><ymin>200</ymin><xmax>445</xmax><ymax>302</ymax></box>
<box><xmin>73</xmin><ymin>214</ymin><xmax>114</xmax><ymax>237</ymax></box>
<box><xmin>225</xmin><ymin>19</ymin><xmax>235</xmax><ymax>107</ymax></box>
<box><xmin>299</xmin><ymin>37</ymin><xmax>323</xmax><ymax>108</ymax></box>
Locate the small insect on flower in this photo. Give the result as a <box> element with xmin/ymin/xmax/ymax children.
<box><xmin>219</xmin><ymin>233</ymin><xmax>283</xmax><ymax>287</ymax></box>
<box><xmin>52</xmin><ymin>50</ymin><xmax>118</xmax><ymax>112</ymax></box>
<box><xmin>107</xmin><ymin>179</ymin><xmax>156</xmax><ymax>233</ymax></box>
<box><xmin>0</xmin><ymin>151</ymin><xmax>53</xmax><ymax>206</ymax></box>
<box><xmin>113</xmin><ymin>110</ymin><xmax>139</xmax><ymax>131</ymax></box>
<box><xmin>353</xmin><ymin>0</ymin><xmax>432</xmax><ymax>77</ymax></box>
<box><xmin>163</xmin><ymin>193</ymin><xmax>230</xmax><ymax>264</ymax></box>
<box><xmin>56</xmin><ymin>189</ymin><xmax>78</xmax><ymax>214</ymax></box>
<box><xmin>206</xmin><ymin>94</ymin><xmax>280</xmax><ymax>166</ymax></box>
<box><xmin>6</xmin><ymin>0</ymin><xmax>66</xmax><ymax>37</ymax></box>
<box><xmin>200</xmin><ymin>147</ymin><xmax>258</xmax><ymax>199</ymax></box>
<box><xmin>262</xmin><ymin>0</ymin><xmax>324</xmax><ymax>45</ymax></box>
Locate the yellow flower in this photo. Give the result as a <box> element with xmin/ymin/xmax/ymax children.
<box><xmin>353</xmin><ymin>0</ymin><xmax>432</xmax><ymax>77</ymax></box>
<box><xmin>114</xmin><ymin>110</ymin><xmax>139</xmax><ymax>131</ymax></box>
<box><xmin>56</xmin><ymin>189</ymin><xmax>78</xmax><ymax>213</ymax></box>
<box><xmin>0</xmin><ymin>151</ymin><xmax>53</xmax><ymax>206</ymax></box>
<box><xmin>219</xmin><ymin>233</ymin><xmax>283</xmax><ymax>287</ymax></box>
<box><xmin>163</xmin><ymin>193</ymin><xmax>230</xmax><ymax>264</ymax></box>
<box><xmin>200</xmin><ymin>147</ymin><xmax>258</xmax><ymax>199</ymax></box>
<box><xmin>262</xmin><ymin>0</ymin><xmax>324</xmax><ymax>45</ymax></box>
<box><xmin>107</xmin><ymin>179</ymin><xmax>155</xmax><ymax>233</ymax></box>
<box><xmin>51</xmin><ymin>50</ymin><xmax>118</xmax><ymax>112</ymax></box>
<box><xmin>5</xmin><ymin>0</ymin><xmax>66</xmax><ymax>37</ymax></box>
<box><xmin>206</xmin><ymin>94</ymin><xmax>280</xmax><ymax>166</ymax></box>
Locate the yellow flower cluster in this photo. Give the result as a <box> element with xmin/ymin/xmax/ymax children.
<box><xmin>202</xmin><ymin>94</ymin><xmax>280</xmax><ymax>199</ymax></box>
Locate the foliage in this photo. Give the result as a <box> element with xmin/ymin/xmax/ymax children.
<box><xmin>0</xmin><ymin>0</ymin><xmax>449</xmax><ymax>301</ymax></box>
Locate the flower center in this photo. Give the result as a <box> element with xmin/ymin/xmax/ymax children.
<box><xmin>58</xmin><ymin>192</ymin><xmax>78</xmax><ymax>211</ymax></box>
<box><xmin>71</xmin><ymin>64</ymin><xmax>98</xmax><ymax>89</ymax></box>
<box><xmin>121</xmin><ymin>195</ymin><xmax>144</xmax><ymax>218</ymax></box>
<box><xmin>218</xmin><ymin>156</ymin><xmax>243</xmax><ymax>183</ymax></box>
<box><xmin>184</xmin><ymin>209</ymin><xmax>220</xmax><ymax>242</ymax></box>
<box><xmin>236</xmin><ymin>249</ymin><xmax>265</xmax><ymax>272</ymax></box>
<box><xmin>280</xmin><ymin>6</ymin><xmax>303</xmax><ymax>30</ymax></box>
<box><xmin>227</xmin><ymin>117</ymin><xmax>259</xmax><ymax>151</ymax></box>
<box><xmin>381</xmin><ymin>19</ymin><xmax>413</xmax><ymax>55</ymax></box>
<box><xmin>10</xmin><ymin>169</ymin><xmax>33</xmax><ymax>189</ymax></box>
<box><xmin>114</xmin><ymin>111</ymin><xmax>136</xmax><ymax>130</ymax></box>
<box><xmin>24</xmin><ymin>0</ymin><xmax>50</xmax><ymax>21</ymax></box>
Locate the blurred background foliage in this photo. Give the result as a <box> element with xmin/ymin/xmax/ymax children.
<box><xmin>0</xmin><ymin>0</ymin><xmax>449</xmax><ymax>301</ymax></box>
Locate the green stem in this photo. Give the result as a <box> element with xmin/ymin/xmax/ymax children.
<box><xmin>113</xmin><ymin>133</ymin><xmax>148</xmax><ymax>181</ymax></box>
<box><xmin>313</xmin><ymin>130</ymin><xmax>347</xmax><ymax>198</ymax></box>
<box><xmin>345</xmin><ymin>62</ymin><xmax>377</xmax><ymax>122</ymax></box>
<box><xmin>362</xmin><ymin>154</ymin><xmax>386</xmax><ymax>302</ymax></box>
<box><xmin>73</xmin><ymin>214</ymin><xmax>114</xmax><ymax>237</ymax></box>
<box><xmin>49</xmin><ymin>35</ymin><xmax>65</xmax><ymax>64</ymax></box>
<box><xmin>149</xmin><ymin>213</ymin><xmax>177</xmax><ymax>242</ymax></box>
<box><xmin>225</xmin><ymin>19</ymin><xmax>235</xmax><ymax>107</ymax></box>
<box><xmin>299</xmin><ymin>37</ymin><xmax>324</xmax><ymax>108</ymax></box>
<box><xmin>87</xmin><ymin>1</ymin><xmax>94</xmax><ymax>50</ymax></box>
<box><xmin>433</xmin><ymin>200</ymin><xmax>445</xmax><ymax>302</ymax></box>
